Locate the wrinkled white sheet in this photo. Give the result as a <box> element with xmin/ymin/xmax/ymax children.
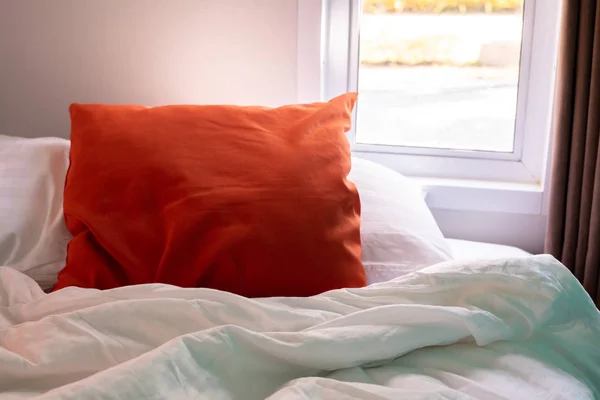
<box><xmin>1</xmin><ymin>255</ymin><xmax>599</xmax><ymax>399</ymax></box>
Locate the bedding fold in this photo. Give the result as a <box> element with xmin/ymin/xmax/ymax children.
<box><xmin>0</xmin><ymin>255</ymin><xmax>599</xmax><ymax>399</ymax></box>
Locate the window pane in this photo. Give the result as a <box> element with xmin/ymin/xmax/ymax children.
<box><xmin>357</xmin><ymin>1</ymin><xmax>525</xmax><ymax>152</ymax></box>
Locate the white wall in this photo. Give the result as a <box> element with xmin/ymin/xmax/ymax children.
<box><xmin>0</xmin><ymin>0</ymin><xmax>546</xmax><ymax>253</ymax></box>
<box><xmin>431</xmin><ymin>209</ymin><xmax>546</xmax><ymax>254</ymax></box>
<box><xmin>0</xmin><ymin>0</ymin><xmax>298</xmax><ymax>138</ymax></box>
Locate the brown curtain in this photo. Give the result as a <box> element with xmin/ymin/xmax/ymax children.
<box><xmin>546</xmin><ymin>0</ymin><xmax>600</xmax><ymax>305</ymax></box>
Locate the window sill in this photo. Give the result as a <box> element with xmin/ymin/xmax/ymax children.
<box><xmin>413</xmin><ymin>177</ymin><xmax>545</xmax><ymax>215</ymax></box>
<box><xmin>351</xmin><ymin>150</ymin><xmax>549</xmax><ymax>215</ymax></box>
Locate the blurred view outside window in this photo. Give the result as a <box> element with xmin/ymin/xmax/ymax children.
<box><xmin>357</xmin><ymin>0</ymin><xmax>525</xmax><ymax>152</ymax></box>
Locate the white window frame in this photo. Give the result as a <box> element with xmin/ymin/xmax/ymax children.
<box><xmin>297</xmin><ymin>0</ymin><xmax>561</xmax><ymax>214</ymax></box>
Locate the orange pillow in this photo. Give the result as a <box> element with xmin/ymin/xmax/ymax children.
<box><xmin>53</xmin><ymin>93</ymin><xmax>365</xmax><ymax>297</ymax></box>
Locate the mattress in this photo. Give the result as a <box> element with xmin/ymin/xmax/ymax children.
<box><xmin>447</xmin><ymin>238</ymin><xmax>532</xmax><ymax>260</ymax></box>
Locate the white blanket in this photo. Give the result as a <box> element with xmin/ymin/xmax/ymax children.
<box><xmin>1</xmin><ymin>255</ymin><xmax>599</xmax><ymax>399</ymax></box>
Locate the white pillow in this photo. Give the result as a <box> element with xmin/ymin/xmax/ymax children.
<box><xmin>0</xmin><ymin>141</ymin><xmax>449</xmax><ymax>289</ymax></box>
<box><xmin>349</xmin><ymin>157</ymin><xmax>452</xmax><ymax>284</ymax></box>
<box><xmin>0</xmin><ymin>135</ymin><xmax>72</xmax><ymax>290</ymax></box>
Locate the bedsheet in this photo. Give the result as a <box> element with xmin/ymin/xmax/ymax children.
<box><xmin>447</xmin><ymin>238</ymin><xmax>532</xmax><ymax>260</ymax></box>
<box><xmin>1</xmin><ymin>255</ymin><xmax>599</xmax><ymax>399</ymax></box>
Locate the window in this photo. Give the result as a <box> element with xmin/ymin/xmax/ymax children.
<box><xmin>320</xmin><ymin>0</ymin><xmax>562</xmax><ymax>185</ymax></box>
<box><xmin>357</xmin><ymin>1</ymin><xmax>524</xmax><ymax>153</ymax></box>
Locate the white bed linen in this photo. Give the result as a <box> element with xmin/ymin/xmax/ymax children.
<box><xmin>447</xmin><ymin>238</ymin><xmax>532</xmax><ymax>260</ymax></box>
<box><xmin>1</xmin><ymin>255</ymin><xmax>599</xmax><ymax>399</ymax></box>
<box><xmin>0</xmin><ymin>135</ymin><xmax>71</xmax><ymax>290</ymax></box>
<box><xmin>350</xmin><ymin>157</ymin><xmax>453</xmax><ymax>285</ymax></box>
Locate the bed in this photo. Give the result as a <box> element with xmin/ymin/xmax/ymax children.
<box><xmin>1</xmin><ymin>98</ymin><xmax>599</xmax><ymax>399</ymax></box>
<box><xmin>447</xmin><ymin>238</ymin><xmax>532</xmax><ymax>260</ymax></box>
<box><xmin>2</xmin><ymin>255</ymin><xmax>599</xmax><ymax>399</ymax></box>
